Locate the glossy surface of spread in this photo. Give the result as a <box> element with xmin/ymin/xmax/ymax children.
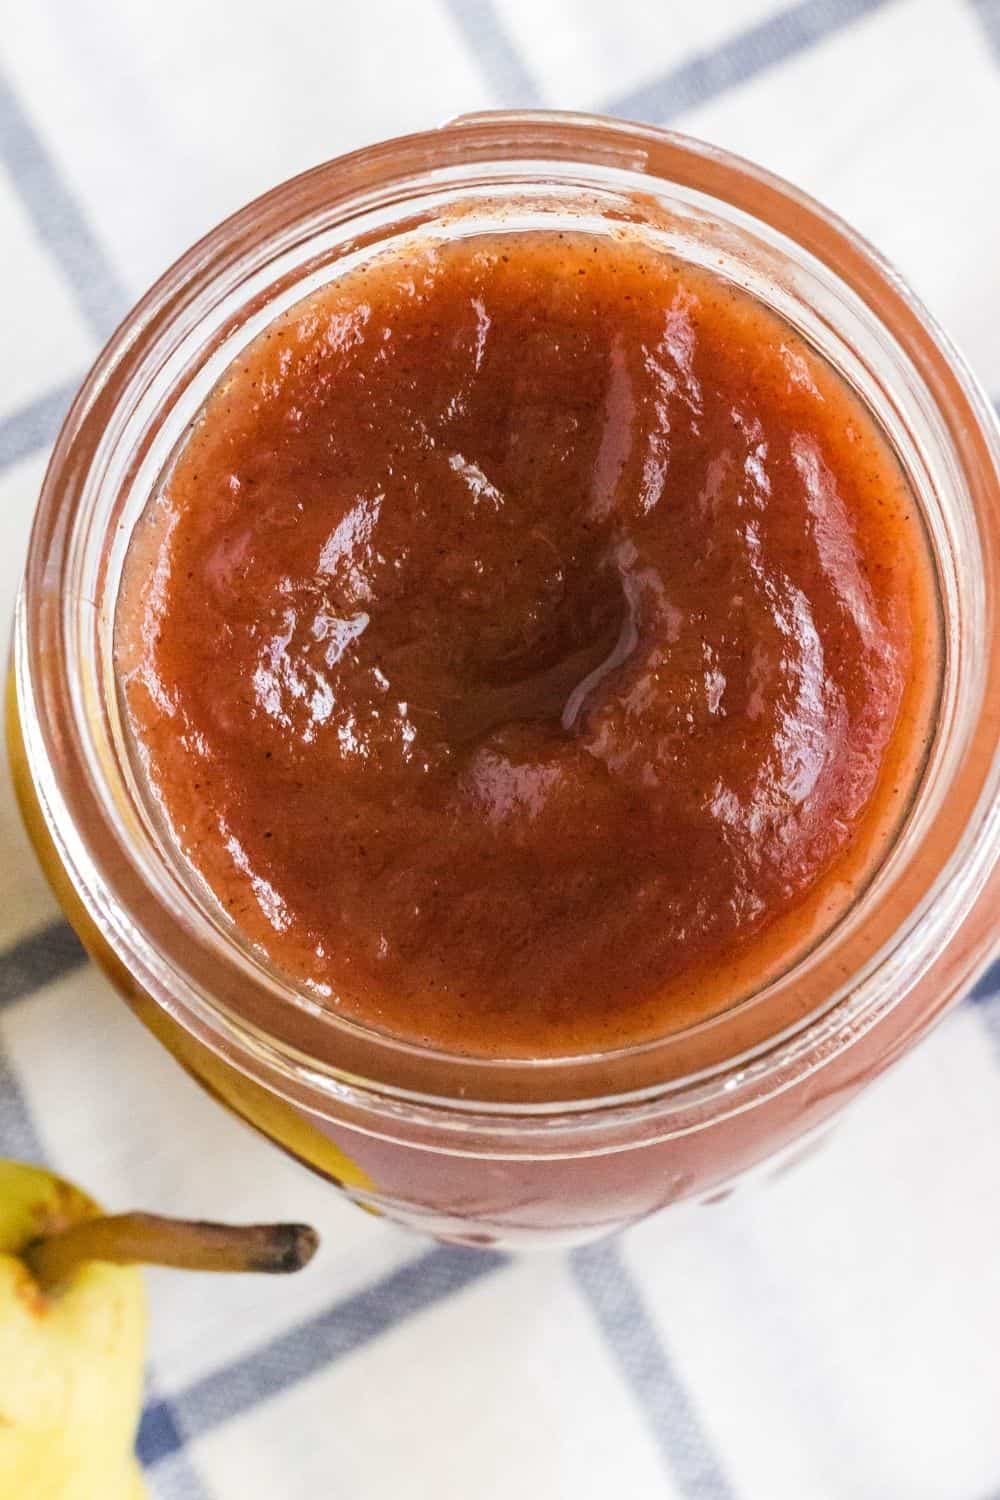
<box><xmin>116</xmin><ymin>230</ymin><xmax>937</xmax><ymax>1056</ymax></box>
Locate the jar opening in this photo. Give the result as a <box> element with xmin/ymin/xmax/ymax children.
<box><xmin>16</xmin><ymin>112</ymin><xmax>1000</xmax><ymax>1120</ymax></box>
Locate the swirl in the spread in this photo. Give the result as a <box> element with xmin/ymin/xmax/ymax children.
<box><xmin>116</xmin><ymin>231</ymin><xmax>938</xmax><ymax>1056</ymax></box>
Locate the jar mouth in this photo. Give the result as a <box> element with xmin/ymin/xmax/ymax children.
<box><xmin>16</xmin><ymin>110</ymin><xmax>1000</xmax><ymax>1120</ymax></box>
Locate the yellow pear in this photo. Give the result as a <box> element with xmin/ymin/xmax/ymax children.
<box><xmin>0</xmin><ymin>1158</ymin><xmax>319</xmax><ymax>1500</ymax></box>
<box><xmin>0</xmin><ymin>1160</ymin><xmax>148</xmax><ymax>1500</ymax></box>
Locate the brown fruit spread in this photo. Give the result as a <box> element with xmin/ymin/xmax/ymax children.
<box><xmin>116</xmin><ymin>229</ymin><xmax>938</xmax><ymax>1058</ymax></box>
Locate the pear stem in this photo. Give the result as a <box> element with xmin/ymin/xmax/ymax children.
<box><xmin>24</xmin><ymin>1213</ymin><xmax>319</xmax><ymax>1289</ymax></box>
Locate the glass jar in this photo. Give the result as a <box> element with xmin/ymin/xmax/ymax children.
<box><xmin>8</xmin><ymin>111</ymin><xmax>1000</xmax><ymax>1248</ymax></box>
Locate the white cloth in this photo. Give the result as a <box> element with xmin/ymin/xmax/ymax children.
<box><xmin>2</xmin><ymin>3</ymin><xmax>1000</xmax><ymax>1497</ymax></box>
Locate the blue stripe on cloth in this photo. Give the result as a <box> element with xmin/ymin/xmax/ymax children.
<box><xmin>138</xmin><ymin>1397</ymin><xmax>213</xmax><ymax>1500</ymax></box>
<box><xmin>969</xmin><ymin>958</ymin><xmax>1000</xmax><ymax>1003</ymax></box>
<box><xmin>971</xmin><ymin>0</ymin><xmax>1000</xmax><ymax>58</ymax></box>
<box><xmin>442</xmin><ymin>0</ymin><xmax>545</xmax><ymax>105</ymax></box>
<box><xmin>0</xmin><ymin>1044</ymin><xmax>45</xmax><ymax>1160</ymax></box>
<box><xmin>572</xmin><ymin>1241</ymin><xmax>735</xmax><ymax>1499</ymax></box>
<box><xmin>605</xmin><ymin>0</ymin><xmax>896</xmax><ymax>123</ymax></box>
<box><xmin>145</xmin><ymin>1243</ymin><xmax>508</xmax><ymax>1461</ymax></box>
<box><xmin>970</xmin><ymin>961</ymin><xmax>1000</xmax><ymax>1060</ymax></box>
<box><xmin>0</xmin><ymin>378</ymin><xmax>79</xmax><ymax>474</ymax></box>
<box><xmin>0</xmin><ymin>920</ymin><xmax>88</xmax><ymax>1010</ymax></box>
<box><xmin>137</xmin><ymin>1399</ymin><xmax>186</xmax><ymax>1466</ymax></box>
<box><xmin>0</xmin><ymin>69</ymin><xmax>127</xmax><ymax>339</ymax></box>
<box><xmin>0</xmin><ymin>922</ymin><xmax>50</xmax><ymax>1170</ymax></box>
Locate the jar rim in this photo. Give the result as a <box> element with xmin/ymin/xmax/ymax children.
<box><xmin>15</xmin><ymin>109</ymin><xmax>1000</xmax><ymax>1130</ymax></box>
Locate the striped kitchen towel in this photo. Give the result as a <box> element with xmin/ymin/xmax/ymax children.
<box><xmin>2</xmin><ymin>2</ymin><xmax>1000</xmax><ymax>1496</ymax></box>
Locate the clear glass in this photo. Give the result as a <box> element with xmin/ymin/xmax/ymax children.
<box><xmin>8</xmin><ymin>111</ymin><xmax>1000</xmax><ymax>1247</ymax></box>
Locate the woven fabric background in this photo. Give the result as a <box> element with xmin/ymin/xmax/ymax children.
<box><xmin>2</xmin><ymin>3</ymin><xmax>1000</xmax><ymax>1496</ymax></box>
